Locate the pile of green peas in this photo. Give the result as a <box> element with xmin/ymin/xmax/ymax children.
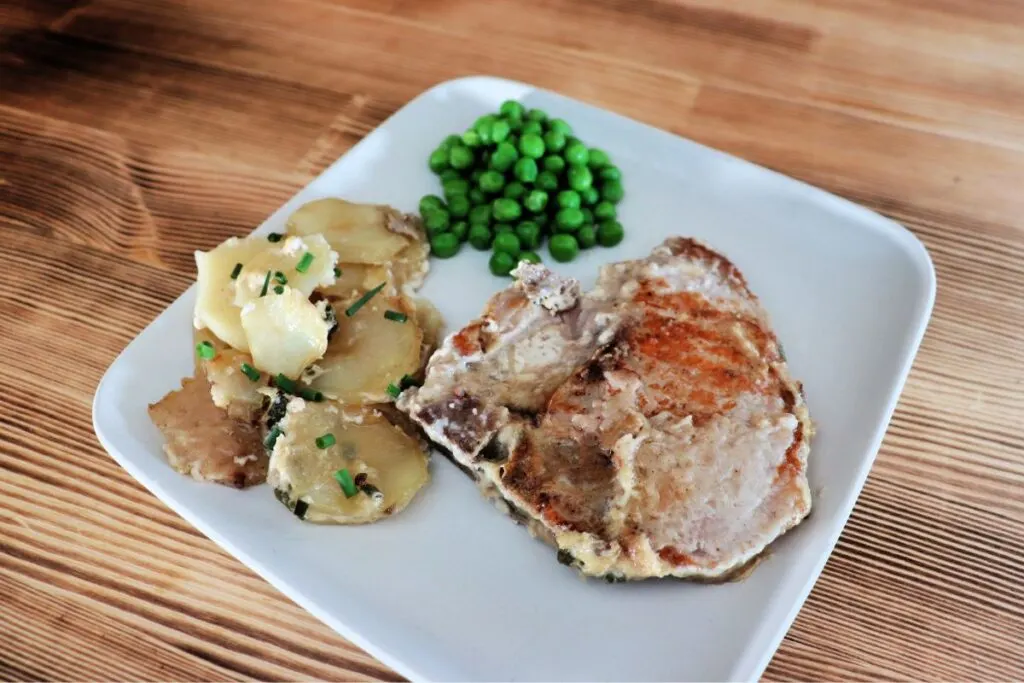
<box><xmin>419</xmin><ymin>100</ymin><xmax>626</xmax><ymax>276</ymax></box>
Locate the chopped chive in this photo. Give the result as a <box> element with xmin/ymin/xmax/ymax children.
<box><xmin>264</xmin><ymin>425</ymin><xmax>284</xmax><ymax>451</ymax></box>
<box><xmin>195</xmin><ymin>340</ymin><xmax>216</xmax><ymax>360</ymax></box>
<box><xmin>315</xmin><ymin>433</ymin><xmax>336</xmax><ymax>449</ymax></box>
<box><xmin>334</xmin><ymin>469</ymin><xmax>358</xmax><ymax>498</ymax></box>
<box><xmin>273</xmin><ymin>271</ymin><xmax>288</xmax><ymax>284</ymax></box>
<box><xmin>259</xmin><ymin>270</ymin><xmax>272</xmax><ymax>297</ymax></box>
<box><xmin>273</xmin><ymin>285</ymin><xmax>285</xmax><ymax>295</ymax></box>
<box><xmin>293</xmin><ymin>498</ymin><xmax>309</xmax><ymax>519</ymax></box>
<box><xmin>333</xmin><ymin>266</ymin><xmax>342</xmax><ymax>278</ymax></box>
<box><xmin>296</xmin><ymin>252</ymin><xmax>315</xmax><ymax>273</ymax></box>
<box><xmin>384</xmin><ymin>310</ymin><xmax>408</xmax><ymax>323</ymax></box>
<box><xmin>240</xmin><ymin>362</ymin><xmax>260</xmax><ymax>382</ymax></box>
<box><xmin>275</xmin><ymin>373</ymin><xmax>298</xmax><ymax>393</ymax></box>
<box><xmin>345</xmin><ymin>282</ymin><xmax>386</xmax><ymax>317</ymax></box>
<box><xmin>267</xmin><ymin>232</ymin><xmax>283</xmax><ymax>243</ymax></box>
<box><xmin>230</xmin><ymin>263</ymin><xmax>243</xmax><ymax>280</ymax></box>
<box><xmin>386</xmin><ymin>383</ymin><xmax>401</xmax><ymax>399</ymax></box>
<box><xmin>299</xmin><ymin>388</ymin><xmax>324</xmax><ymax>402</ymax></box>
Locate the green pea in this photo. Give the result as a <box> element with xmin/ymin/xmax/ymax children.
<box><xmin>419</xmin><ymin>195</ymin><xmax>445</xmax><ymax>215</ymax></box>
<box><xmin>549</xmin><ymin>234</ymin><xmax>579</xmax><ymax>263</ymax></box>
<box><xmin>524</xmin><ymin>189</ymin><xmax>548</xmax><ymax>213</ymax></box>
<box><xmin>494</xmin><ymin>222</ymin><xmax>514</xmax><ymax>233</ymax></box>
<box><xmin>514</xmin><ymin>157</ymin><xmax>539</xmax><ymax>183</ymax></box>
<box><xmin>448</xmin><ymin>194</ymin><xmax>471</xmax><ymax>218</ymax></box>
<box><xmin>461</xmin><ymin>130</ymin><xmax>482</xmax><ymax>148</ymax></box>
<box><xmin>543</xmin><ymin>130</ymin><xmax>566</xmax><ymax>153</ymax></box>
<box><xmin>519</xmin><ymin>133</ymin><xmax>545</xmax><ymax>160</ymax></box>
<box><xmin>600</xmin><ymin>166</ymin><xmax>622</xmax><ymax>182</ymax></box>
<box><xmin>577</xmin><ymin>226</ymin><xmax>597</xmax><ymax>249</ymax></box>
<box><xmin>423</xmin><ymin>210</ymin><xmax>450</xmax><ymax>236</ymax></box>
<box><xmin>439</xmin><ymin>168</ymin><xmax>462</xmax><ymax>182</ymax></box>
<box><xmin>431</xmin><ymin>232</ymin><xmax>461</xmax><ymax>258</ymax></box>
<box><xmin>543</xmin><ymin>155</ymin><xmax>566</xmax><ymax>174</ymax></box>
<box><xmin>443</xmin><ymin>177</ymin><xmax>470</xmax><ymax>198</ymax></box>
<box><xmin>489</xmin><ymin>250</ymin><xmax>516</xmax><ymax>277</ymax></box>
<box><xmin>489</xmin><ymin>142</ymin><xmax>519</xmax><ymax>172</ymax></box>
<box><xmin>548</xmin><ymin>119</ymin><xmax>572</xmax><ymax>137</ymax></box>
<box><xmin>500</xmin><ymin>100</ymin><xmax>525</xmax><ymax>121</ymax></box>
<box><xmin>475</xmin><ymin>118</ymin><xmax>494</xmax><ymax>144</ymax></box>
<box><xmin>597</xmin><ymin>220</ymin><xmax>625</xmax><ymax>247</ymax></box>
<box><xmin>519</xmin><ymin>250</ymin><xmax>542</xmax><ymax>265</ymax></box>
<box><xmin>564</xmin><ymin>141</ymin><xmax>589</xmax><ymax>166</ymax></box>
<box><xmin>594</xmin><ymin>201</ymin><xmax>616</xmax><ymax>221</ymax></box>
<box><xmin>441</xmin><ymin>134</ymin><xmax>462</xmax><ymax>150</ymax></box>
<box><xmin>556</xmin><ymin>207</ymin><xmax>584</xmax><ymax>232</ymax></box>
<box><xmin>581</xmin><ymin>208</ymin><xmax>594</xmax><ymax>225</ymax></box>
<box><xmin>479</xmin><ymin>170</ymin><xmax>505</xmax><ymax>194</ymax></box>
<box><xmin>469</xmin><ymin>188</ymin><xmax>487</xmax><ymax>207</ymax></box>
<box><xmin>428</xmin><ymin>148</ymin><xmax>449</xmax><ymax>173</ymax></box>
<box><xmin>526</xmin><ymin>108</ymin><xmax>548</xmax><ymax>123</ymax></box>
<box><xmin>581</xmin><ymin>186</ymin><xmax>600</xmax><ymax>205</ymax></box>
<box><xmin>516</xmin><ymin>221</ymin><xmax>541</xmax><ymax>249</ymax></box>
<box><xmin>504</xmin><ymin>182</ymin><xmax>527</xmax><ymax>200</ymax></box>
<box><xmin>557</xmin><ymin>190</ymin><xmax>581</xmax><ymax>210</ymax></box>
<box><xmin>536</xmin><ymin>171</ymin><xmax>559</xmax><ymax>192</ymax></box>
<box><xmin>588</xmin><ymin>148</ymin><xmax>610</xmax><ymax>169</ymax></box>
<box><xmin>602</xmin><ymin>180</ymin><xmax>625</xmax><ymax>204</ymax></box>
<box><xmin>448</xmin><ymin>144</ymin><xmax>474</xmax><ymax>170</ymax></box>
<box><xmin>567</xmin><ymin>165</ymin><xmax>593</xmax><ymax>192</ymax></box>
<box><xmin>468</xmin><ymin>224</ymin><xmax>493</xmax><ymax>250</ymax></box>
<box><xmin>469</xmin><ymin>204</ymin><xmax>492</xmax><ymax>225</ymax></box>
<box><xmin>493</xmin><ymin>231</ymin><xmax>522</xmax><ymax>257</ymax></box>
<box><xmin>492</xmin><ymin>197</ymin><xmax>522</xmax><ymax>222</ymax></box>
<box><xmin>451</xmin><ymin>220</ymin><xmax>469</xmax><ymax>242</ymax></box>
<box><xmin>491</xmin><ymin>119</ymin><xmax>511</xmax><ymax>144</ymax></box>
<box><xmin>521</xmin><ymin>120</ymin><xmax>543</xmax><ymax>136</ymax></box>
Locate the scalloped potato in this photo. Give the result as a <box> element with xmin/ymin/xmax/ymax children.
<box><xmin>286</xmin><ymin>198</ymin><xmax>423</xmax><ymax>265</ymax></box>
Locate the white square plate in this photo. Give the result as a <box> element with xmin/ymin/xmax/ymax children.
<box><xmin>94</xmin><ymin>76</ymin><xmax>935</xmax><ymax>682</ymax></box>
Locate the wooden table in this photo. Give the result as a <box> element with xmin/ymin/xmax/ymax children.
<box><xmin>2</xmin><ymin>0</ymin><xmax>1023</xmax><ymax>680</ymax></box>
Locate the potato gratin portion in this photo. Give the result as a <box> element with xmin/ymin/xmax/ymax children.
<box><xmin>149</xmin><ymin>199</ymin><xmax>439</xmax><ymax>524</ymax></box>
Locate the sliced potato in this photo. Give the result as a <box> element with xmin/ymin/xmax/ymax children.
<box><xmin>240</xmin><ymin>286</ymin><xmax>330</xmax><ymax>379</ymax></box>
<box><xmin>309</xmin><ymin>295</ymin><xmax>422</xmax><ymax>403</ymax></box>
<box><xmin>319</xmin><ymin>263</ymin><xmax>392</xmax><ymax>307</ymax></box>
<box><xmin>194</xmin><ymin>236</ymin><xmax>267</xmax><ymax>351</ymax></box>
<box><xmin>412</xmin><ymin>296</ymin><xmax>445</xmax><ymax>358</ymax></box>
<box><xmin>234</xmin><ymin>234</ymin><xmax>337</xmax><ymax>306</ymax></box>
<box><xmin>286</xmin><ymin>198</ymin><xmax>416</xmax><ymax>265</ymax></box>
<box><xmin>267</xmin><ymin>400</ymin><xmax>429</xmax><ymax>523</ymax></box>
<box><xmin>390</xmin><ymin>240</ymin><xmax>430</xmax><ymax>293</ymax></box>
<box><xmin>199</xmin><ymin>339</ymin><xmax>269</xmax><ymax>422</ymax></box>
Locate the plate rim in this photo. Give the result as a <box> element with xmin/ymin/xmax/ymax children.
<box><xmin>93</xmin><ymin>74</ymin><xmax>937</xmax><ymax>682</ymax></box>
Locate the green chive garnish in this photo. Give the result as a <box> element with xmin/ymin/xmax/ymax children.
<box><xmin>264</xmin><ymin>425</ymin><xmax>284</xmax><ymax>451</ymax></box>
<box><xmin>293</xmin><ymin>498</ymin><xmax>308</xmax><ymax>519</ymax></box>
<box><xmin>299</xmin><ymin>388</ymin><xmax>324</xmax><ymax>402</ymax></box>
<box><xmin>259</xmin><ymin>270</ymin><xmax>271</xmax><ymax>297</ymax></box>
<box><xmin>267</xmin><ymin>233</ymin><xmax>283</xmax><ymax>243</ymax></box>
<box><xmin>275</xmin><ymin>373</ymin><xmax>298</xmax><ymax>393</ymax></box>
<box><xmin>334</xmin><ymin>469</ymin><xmax>358</xmax><ymax>498</ymax></box>
<box><xmin>296</xmin><ymin>252</ymin><xmax>315</xmax><ymax>273</ymax></box>
<box><xmin>240</xmin><ymin>363</ymin><xmax>260</xmax><ymax>382</ymax></box>
<box><xmin>230</xmin><ymin>263</ymin><xmax>243</xmax><ymax>280</ymax></box>
<box><xmin>386</xmin><ymin>383</ymin><xmax>401</xmax><ymax>399</ymax></box>
<box><xmin>345</xmin><ymin>282</ymin><xmax>386</xmax><ymax>317</ymax></box>
<box><xmin>273</xmin><ymin>271</ymin><xmax>288</xmax><ymax>284</ymax></box>
<box><xmin>273</xmin><ymin>285</ymin><xmax>285</xmax><ymax>295</ymax></box>
<box><xmin>384</xmin><ymin>310</ymin><xmax>408</xmax><ymax>323</ymax></box>
<box><xmin>195</xmin><ymin>341</ymin><xmax>216</xmax><ymax>360</ymax></box>
<box><xmin>316</xmin><ymin>433</ymin><xmax>336</xmax><ymax>449</ymax></box>
<box><xmin>333</xmin><ymin>266</ymin><xmax>342</xmax><ymax>278</ymax></box>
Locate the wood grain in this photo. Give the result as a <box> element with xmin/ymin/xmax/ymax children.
<box><xmin>1</xmin><ymin>0</ymin><xmax>1022</xmax><ymax>680</ymax></box>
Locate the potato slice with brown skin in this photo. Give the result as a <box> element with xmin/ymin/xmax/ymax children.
<box><xmin>286</xmin><ymin>199</ymin><xmax>419</xmax><ymax>265</ymax></box>
<box><xmin>148</xmin><ymin>375</ymin><xmax>267</xmax><ymax>488</ymax></box>
<box><xmin>267</xmin><ymin>400</ymin><xmax>429</xmax><ymax>523</ymax></box>
<box><xmin>309</xmin><ymin>294</ymin><xmax>422</xmax><ymax>403</ymax></box>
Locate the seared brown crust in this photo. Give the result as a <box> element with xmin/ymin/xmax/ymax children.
<box><xmin>148</xmin><ymin>375</ymin><xmax>268</xmax><ymax>488</ymax></box>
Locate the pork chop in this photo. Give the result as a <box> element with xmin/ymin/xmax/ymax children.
<box><xmin>398</xmin><ymin>238</ymin><xmax>812</xmax><ymax>580</ymax></box>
